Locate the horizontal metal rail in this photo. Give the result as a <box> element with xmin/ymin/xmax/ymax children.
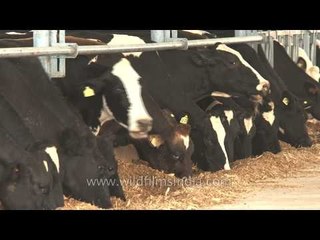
<box><xmin>0</xmin><ymin>35</ymin><xmax>264</xmax><ymax>59</ymax></box>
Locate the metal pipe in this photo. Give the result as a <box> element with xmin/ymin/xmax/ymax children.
<box><xmin>0</xmin><ymin>35</ymin><xmax>264</xmax><ymax>59</ymax></box>
<box><xmin>187</xmin><ymin>35</ymin><xmax>264</xmax><ymax>47</ymax></box>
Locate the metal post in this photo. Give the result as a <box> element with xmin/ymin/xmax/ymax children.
<box><xmin>171</xmin><ymin>30</ymin><xmax>178</xmax><ymax>39</ymax></box>
<box><xmin>310</xmin><ymin>30</ymin><xmax>317</xmax><ymax>65</ymax></box>
<box><xmin>151</xmin><ymin>30</ymin><xmax>165</xmax><ymax>43</ymax></box>
<box><xmin>33</xmin><ymin>30</ymin><xmax>51</xmax><ymax>75</ymax></box>
<box><xmin>303</xmin><ymin>30</ymin><xmax>310</xmax><ymax>57</ymax></box>
<box><xmin>292</xmin><ymin>33</ymin><xmax>299</xmax><ymax>62</ymax></box>
<box><xmin>235</xmin><ymin>30</ymin><xmax>247</xmax><ymax>37</ymax></box>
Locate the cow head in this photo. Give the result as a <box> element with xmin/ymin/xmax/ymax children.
<box><xmin>56</xmin><ymin>56</ymin><xmax>152</xmax><ymax>140</ymax></box>
<box><xmin>146</xmin><ymin>110</ymin><xmax>194</xmax><ymax>178</ymax></box>
<box><xmin>276</xmin><ymin>91</ymin><xmax>312</xmax><ymax>148</ymax></box>
<box><xmin>252</xmin><ymin>98</ymin><xmax>281</xmax><ymax>155</ymax></box>
<box><xmin>57</xmin><ymin>129</ymin><xmax>113</xmax><ymax>209</ymax></box>
<box><xmin>197</xmin><ymin>43</ymin><xmax>270</xmax><ymax>97</ymax></box>
<box><xmin>0</xmin><ymin>141</ymin><xmax>63</xmax><ymax>210</ymax></box>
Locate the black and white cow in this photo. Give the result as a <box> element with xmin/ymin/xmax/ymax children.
<box><xmin>273</xmin><ymin>40</ymin><xmax>320</xmax><ymax>121</ymax></box>
<box><xmin>210</xmin><ymin>93</ymin><xmax>257</xmax><ymax>160</ymax></box>
<box><xmin>192</xmin><ymin>95</ymin><xmax>241</xmax><ymax>171</ymax></box>
<box><xmin>0</xmin><ymin>40</ymin><xmax>124</xmax><ymax>208</ymax></box>
<box><xmin>229</xmin><ymin>43</ymin><xmax>311</xmax><ymax>148</ymax></box>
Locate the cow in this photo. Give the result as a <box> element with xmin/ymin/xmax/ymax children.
<box><xmin>67</xmin><ymin>71</ymin><xmax>193</xmax><ymax>177</ymax></box>
<box><xmin>192</xmin><ymin>95</ymin><xmax>241</xmax><ymax>171</ymax></box>
<box><xmin>0</xmin><ymin>94</ymin><xmax>64</xmax><ymax>209</ymax></box>
<box><xmin>210</xmin><ymin>93</ymin><xmax>257</xmax><ymax>159</ymax></box>
<box><xmin>273</xmin><ymin>40</ymin><xmax>320</xmax><ymax>121</ymax></box>
<box><xmin>229</xmin><ymin>43</ymin><xmax>311</xmax><ymax>148</ymax></box>
<box><xmin>0</xmin><ymin>40</ymin><xmax>124</xmax><ymax>208</ymax></box>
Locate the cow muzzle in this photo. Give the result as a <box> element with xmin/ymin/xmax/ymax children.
<box><xmin>256</xmin><ymin>81</ymin><xmax>270</xmax><ymax>96</ymax></box>
<box><xmin>129</xmin><ymin>118</ymin><xmax>153</xmax><ymax>139</ymax></box>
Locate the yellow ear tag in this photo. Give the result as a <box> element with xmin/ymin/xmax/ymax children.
<box><xmin>83</xmin><ymin>86</ymin><xmax>95</xmax><ymax>97</ymax></box>
<box><xmin>180</xmin><ymin>115</ymin><xmax>189</xmax><ymax>125</ymax></box>
<box><xmin>282</xmin><ymin>97</ymin><xmax>289</xmax><ymax>106</ymax></box>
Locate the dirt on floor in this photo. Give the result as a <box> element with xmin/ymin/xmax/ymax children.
<box><xmin>61</xmin><ymin>119</ymin><xmax>320</xmax><ymax>210</ymax></box>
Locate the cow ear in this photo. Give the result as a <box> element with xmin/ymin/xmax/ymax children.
<box><xmin>297</xmin><ymin>57</ymin><xmax>307</xmax><ymax>71</ymax></box>
<box><xmin>304</xmin><ymin>82</ymin><xmax>319</xmax><ymax>96</ymax></box>
<box><xmin>175</xmin><ymin>123</ymin><xmax>191</xmax><ymax>136</ymax></box>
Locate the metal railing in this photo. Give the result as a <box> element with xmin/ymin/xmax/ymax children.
<box><xmin>0</xmin><ymin>31</ymin><xmax>265</xmax><ymax>78</ymax></box>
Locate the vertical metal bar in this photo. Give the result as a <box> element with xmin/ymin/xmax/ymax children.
<box><xmin>310</xmin><ymin>30</ymin><xmax>317</xmax><ymax>65</ymax></box>
<box><xmin>268</xmin><ymin>35</ymin><xmax>274</xmax><ymax>67</ymax></box>
<box><xmin>303</xmin><ymin>30</ymin><xmax>310</xmax><ymax>57</ymax></box>
<box><xmin>171</xmin><ymin>30</ymin><xmax>178</xmax><ymax>39</ymax></box>
<box><xmin>164</xmin><ymin>30</ymin><xmax>171</xmax><ymax>42</ymax></box>
<box><xmin>58</xmin><ymin>30</ymin><xmax>66</xmax><ymax>78</ymax></box>
<box><xmin>33</xmin><ymin>30</ymin><xmax>50</xmax><ymax>75</ymax></box>
<box><xmin>235</xmin><ymin>30</ymin><xmax>247</xmax><ymax>37</ymax></box>
<box><xmin>49</xmin><ymin>30</ymin><xmax>57</xmax><ymax>78</ymax></box>
<box><xmin>151</xmin><ymin>30</ymin><xmax>165</xmax><ymax>43</ymax></box>
<box><xmin>292</xmin><ymin>33</ymin><xmax>299</xmax><ymax>62</ymax></box>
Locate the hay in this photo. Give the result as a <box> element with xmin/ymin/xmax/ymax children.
<box><xmin>61</xmin><ymin>120</ymin><xmax>320</xmax><ymax>210</ymax></box>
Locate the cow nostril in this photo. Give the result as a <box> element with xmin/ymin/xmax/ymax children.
<box><xmin>137</xmin><ymin>118</ymin><xmax>153</xmax><ymax>131</ymax></box>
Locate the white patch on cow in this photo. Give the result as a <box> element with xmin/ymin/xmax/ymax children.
<box><xmin>180</xmin><ymin>135</ymin><xmax>190</xmax><ymax>150</ymax></box>
<box><xmin>182</xmin><ymin>30</ymin><xmax>210</xmax><ymax>36</ymax></box>
<box><xmin>224</xmin><ymin>110</ymin><xmax>234</xmax><ymax>125</ymax></box>
<box><xmin>45</xmin><ymin>146</ymin><xmax>60</xmax><ymax>173</ymax></box>
<box><xmin>88</xmin><ymin>55</ymin><xmax>98</xmax><ymax>65</ymax></box>
<box><xmin>244</xmin><ymin>117</ymin><xmax>253</xmax><ymax>134</ymax></box>
<box><xmin>108</xmin><ymin>34</ymin><xmax>146</xmax><ymax>57</ymax></box>
<box><xmin>262</xmin><ymin>102</ymin><xmax>275</xmax><ymax>126</ymax></box>
<box><xmin>111</xmin><ymin>58</ymin><xmax>152</xmax><ymax>135</ymax></box>
<box><xmin>211</xmin><ymin>91</ymin><xmax>232</xmax><ymax>98</ymax></box>
<box><xmin>99</xmin><ymin>96</ymin><xmax>116</xmax><ymax>124</ymax></box>
<box><xmin>90</xmin><ymin>125</ymin><xmax>101</xmax><ymax>136</ymax></box>
<box><xmin>279</xmin><ymin>127</ymin><xmax>285</xmax><ymax>134</ymax></box>
<box><xmin>43</xmin><ymin>161</ymin><xmax>49</xmax><ymax>172</ymax></box>
<box><xmin>210</xmin><ymin>116</ymin><xmax>230</xmax><ymax>170</ymax></box>
<box><xmin>216</xmin><ymin>44</ymin><xmax>270</xmax><ymax>91</ymax></box>
<box><xmin>298</xmin><ymin>48</ymin><xmax>320</xmax><ymax>81</ymax></box>
<box><xmin>6</xmin><ymin>32</ymin><xmax>27</xmax><ymax>35</ymax></box>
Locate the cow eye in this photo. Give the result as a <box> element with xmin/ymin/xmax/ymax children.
<box><xmin>98</xmin><ymin>165</ymin><xmax>105</xmax><ymax>171</ymax></box>
<box><xmin>172</xmin><ymin>153</ymin><xmax>181</xmax><ymax>160</ymax></box>
<box><xmin>108</xmin><ymin>166</ymin><xmax>114</xmax><ymax>172</ymax></box>
<box><xmin>39</xmin><ymin>186</ymin><xmax>49</xmax><ymax>195</ymax></box>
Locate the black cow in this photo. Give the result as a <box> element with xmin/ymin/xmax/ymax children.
<box><xmin>0</xmin><ymin>41</ymin><xmax>124</xmax><ymax>208</ymax></box>
<box><xmin>0</xmin><ymin>94</ymin><xmax>64</xmax><ymax>209</ymax></box>
<box><xmin>229</xmin><ymin>43</ymin><xmax>311</xmax><ymax>148</ymax></box>
<box><xmin>273</xmin><ymin>40</ymin><xmax>320</xmax><ymax>120</ymax></box>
